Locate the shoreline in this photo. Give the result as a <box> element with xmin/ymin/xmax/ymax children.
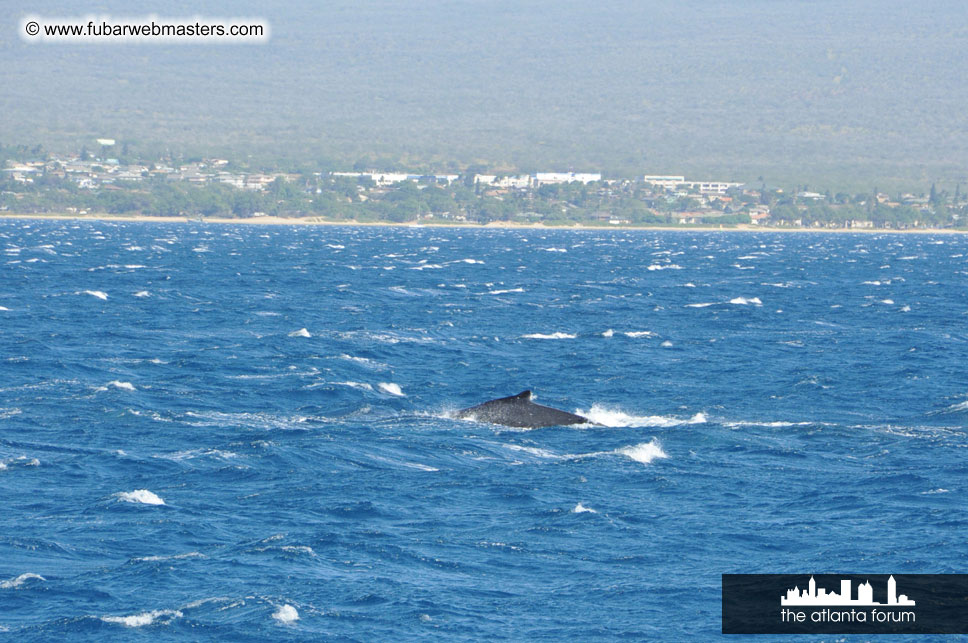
<box><xmin>2</xmin><ymin>212</ymin><xmax>966</xmax><ymax>234</ymax></box>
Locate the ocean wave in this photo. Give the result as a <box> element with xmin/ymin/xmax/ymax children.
<box><xmin>337</xmin><ymin>330</ymin><xmax>436</xmax><ymax>345</ymax></box>
<box><xmin>572</xmin><ymin>503</ymin><xmax>597</xmax><ymax>514</ymax></box>
<box><xmin>942</xmin><ymin>400</ymin><xmax>968</xmax><ymax>413</ymax></box>
<box><xmin>577</xmin><ymin>405</ymin><xmax>706</xmax><ymax>427</ymax></box>
<box><xmin>378</xmin><ymin>382</ymin><xmax>405</xmax><ymax>396</ymax></box>
<box><xmin>489</xmin><ymin>288</ymin><xmax>524</xmax><ymax>295</ymax></box>
<box><xmin>685</xmin><ymin>302</ymin><xmax>715</xmax><ymax>308</ymax></box>
<box><xmin>272</xmin><ymin>604</ymin><xmax>299</xmax><ymax>624</ymax></box>
<box><xmin>602</xmin><ymin>329</ymin><xmax>614</xmax><ymax>337</ymax></box>
<box><xmin>108</xmin><ymin>381</ymin><xmax>136</xmax><ymax>391</ymax></box>
<box><xmin>1</xmin><ymin>572</ymin><xmax>45</xmax><ymax>589</ymax></box>
<box><xmin>2</xmin><ymin>456</ymin><xmax>42</xmax><ymax>469</ymax></box>
<box><xmin>81</xmin><ymin>290</ymin><xmax>108</xmax><ymax>300</ymax></box>
<box><xmin>184</xmin><ymin>410</ymin><xmax>311</xmax><ymax>430</ymax></box>
<box><xmin>522</xmin><ymin>332</ymin><xmax>576</xmax><ymax>339</ymax></box>
<box><xmin>647</xmin><ymin>264</ymin><xmax>682</xmax><ymax>271</ymax></box>
<box><xmin>624</xmin><ymin>331</ymin><xmax>656</xmax><ymax>338</ymax></box>
<box><xmin>115</xmin><ymin>489</ymin><xmax>166</xmax><ymax>505</ymax></box>
<box><xmin>723</xmin><ymin>420</ymin><xmax>816</xmax><ymax>428</ymax></box>
<box><xmin>133</xmin><ymin>290</ymin><xmax>150</xmax><ymax>297</ymax></box>
<box><xmin>155</xmin><ymin>449</ymin><xmax>239</xmax><ymax>462</ymax></box>
<box><xmin>336</xmin><ymin>354</ymin><xmax>388</xmax><ymax>370</ymax></box>
<box><xmin>102</xmin><ymin>609</ymin><xmax>183</xmax><ymax>628</ymax></box>
<box><xmin>617</xmin><ymin>440</ymin><xmax>669</xmax><ymax>464</ymax></box>
<box><xmin>729</xmin><ymin>296</ymin><xmax>762</xmax><ymax>305</ymax></box>
<box><xmin>133</xmin><ymin>552</ymin><xmax>205</xmax><ymax>562</ymax></box>
<box><xmin>288</xmin><ymin>328</ymin><xmax>311</xmax><ymax>338</ymax></box>
<box><xmin>334</xmin><ymin>381</ymin><xmax>374</xmax><ymax>392</ymax></box>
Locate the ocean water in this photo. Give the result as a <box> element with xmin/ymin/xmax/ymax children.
<box><xmin>1</xmin><ymin>220</ymin><xmax>967</xmax><ymax>640</ymax></box>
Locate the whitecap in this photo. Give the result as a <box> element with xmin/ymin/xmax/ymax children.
<box><xmin>281</xmin><ymin>546</ymin><xmax>316</xmax><ymax>555</ymax></box>
<box><xmin>336</xmin><ymin>381</ymin><xmax>374</xmax><ymax>391</ymax></box>
<box><xmin>0</xmin><ymin>306</ymin><xmax>9</xmax><ymax>311</ymax></box>
<box><xmin>378</xmin><ymin>382</ymin><xmax>405</xmax><ymax>396</ymax></box>
<box><xmin>617</xmin><ymin>440</ymin><xmax>668</xmax><ymax>464</ymax></box>
<box><xmin>83</xmin><ymin>290</ymin><xmax>108</xmax><ymax>300</ymax></box>
<box><xmin>685</xmin><ymin>302</ymin><xmax>715</xmax><ymax>308</ymax></box>
<box><xmin>102</xmin><ymin>609</ymin><xmax>182</xmax><ymax>627</ymax></box>
<box><xmin>901</xmin><ymin>305</ymin><xmax>911</xmax><ymax>312</ymax></box>
<box><xmin>489</xmin><ymin>288</ymin><xmax>524</xmax><ymax>295</ymax></box>
<box><xmin>602</xmin><ymin>329</ymin><xmax>615</xmax><ymax>337</ymax></box>
<box><xmin>134</xmin><ymin>552</ymin><xmax>204</xmax><ymax>562</ymax></box>
<box><xmin>572</xmin><ymin>503</ymin><xmax>598</xmax><ymax>514</ymax></box>
<box><xmin>624</xmin><ymin>331</ymin><xmax>656</xmax><ymax>338</ymax></box>
<box><xmin>522</xmin><ymin>332</ymin><xmax>576</xmax><ymax>339</ymax></box>
<box><xmin>108</xmin><ymin>381</ymin><xmax>136</xmax><ymax>391</ymax></box>
<box><xmin>503</xmin><ymin>444</ymin><xmax>561</xmax><ymax>459</ymax></box>
<box><xmin>336</xmin><ymin>354</ymin><xmax>387</xmax><ymax>370</ymax></box>
<box><xmin>288</xmin><ymin>328</ymin><xmax>311</xmax><ymax>338</ymax></box>
<box><xmin>880</xmin><ymin>299</ymin><xmax>894</xmax><ymax>305</ymax></box>
<box><xmin>116</xmin><ymin>489</ymin><xmax>165</xmax><ymax>505</ymax></box>
<box><xmin>660</xmin><ymin>340</ymin><xmax>674</xmax><ymax>347</ymax></box>
<box><xmin>1</xmin><ymin>573</ymin><xmax>45</xmax><ymax>589</ymax></box>
<box><xmin>729</xmin><ymin>297</ymin><xmax>762</xmax><ymax>305</ymax></box>
<box><xmin>133</xmin><ymin>291</ymin><xmax>150</xmax><ymax>297</ymax></box>
<box><xmin>272</xmin><ymin>604</ymin><xmax>299</xmax><ymax>624</ymax></box>
<box><xmin>647</xmin><ymin>263</ymin><xmax>682</xmax><ymax>271</ymax></box>
<box><xmin>577</xmin><ymin>405</ymin><xmax>705</xmax><ymax>428</ymax></box>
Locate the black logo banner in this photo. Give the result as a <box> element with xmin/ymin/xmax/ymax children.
<box><xmin>723</xmin><ymin>574</ymin><xmax>968</xmax><ymax>634</ymax></box>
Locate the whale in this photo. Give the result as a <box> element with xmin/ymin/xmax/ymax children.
<box><xmin>455</xmin><ymin>390</ymin><xmax>594</xmax><ymax>428</ymax></box>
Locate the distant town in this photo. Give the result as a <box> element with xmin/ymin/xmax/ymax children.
<box><xmin>2</xmin><ymin>142</ymin><xmax>965</xmax><ymax>229</ymax></box>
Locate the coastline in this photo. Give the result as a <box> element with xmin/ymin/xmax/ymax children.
<box><xmin>2</xmin><ymin>212</ymin><xmax>966</xmax><ymax>234</ymax></box>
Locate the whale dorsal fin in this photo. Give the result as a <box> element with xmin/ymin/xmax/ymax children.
<box><xmin>513</xmin><ymin>390</ymin><xmax>533</xmax><ymax>401</ymax></box>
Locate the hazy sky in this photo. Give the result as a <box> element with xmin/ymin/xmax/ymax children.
<box><xmin>4</xmin><ymin>1</ymin><xmax>967</xmax><ymax>187</ymax></box>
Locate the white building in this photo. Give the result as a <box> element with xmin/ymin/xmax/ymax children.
<box><xmin>642</xmin><ymin>175</ymin><xmax>686</xmax><ymax>189</ymax></box>
<box><xmin>642</xmin><ymin>175</ymin><xmax>743</xmax><ymax>194</ymax></box>
<box><xmin>534</xmin><ymin>172</ymin><xmax>602</xmax><ymax>185</ymax></box>
<box><xmin>475</xmin><ymin>174</ymin><xmax>532</xmax><ymax>189</ymax></box>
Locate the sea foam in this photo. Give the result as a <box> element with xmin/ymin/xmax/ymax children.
<box><xmin>578</xmin><ymin>405</ymin><xmax>706</xmax><ymax>428</ymax></box>
<box><xmin>378</xmin><ymin>382</ymin><xmax>405</xmax><ymax>396</ymax></box>
<box><xmin>102</xmin><ymin>609</ymin><xmax>183</xmax><ymax>627</ymax></box>
<box><xmin>116</xmin><ymin>489</ymin><xmax>166</xmax><ymax>505</ymax></box>
<box><xmin>522</xmin><ymin>332</ymin><xmax>576</xmax><ymax>339</ymax></box>
<box><xmin>1</xmin><ymin>572</ymin><xmax>45</xmax><ymax>589</ymax></box>
<box><xmin>288</xmin><ymin>328</ymin><xmax>312</xmax><ymax>338</ymax></box>
<box><xmin>272</xmin><ymin>604</ymin><xmax>299</xmax><ymax>624</ymax></box>
<box><xmin>729</xmin><ymin>296</ymin><xmax>762</xmax><ymax>305</ymax></box>
<box><xmin>617</xmin><ymin>440</ymin><xmax>669</xmax><ymax>464</ymax></box>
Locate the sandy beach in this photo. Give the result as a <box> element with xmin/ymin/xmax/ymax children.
<box><xmin>2</xmin><ymin>212</ymin><xmax>966</xmax><ymax>234</ymax></box>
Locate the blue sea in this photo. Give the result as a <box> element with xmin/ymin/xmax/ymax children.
<box><xmin>1</xmin><ymin>220</ymin><xmax>967</xmax><ymax>640</ymax></box>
